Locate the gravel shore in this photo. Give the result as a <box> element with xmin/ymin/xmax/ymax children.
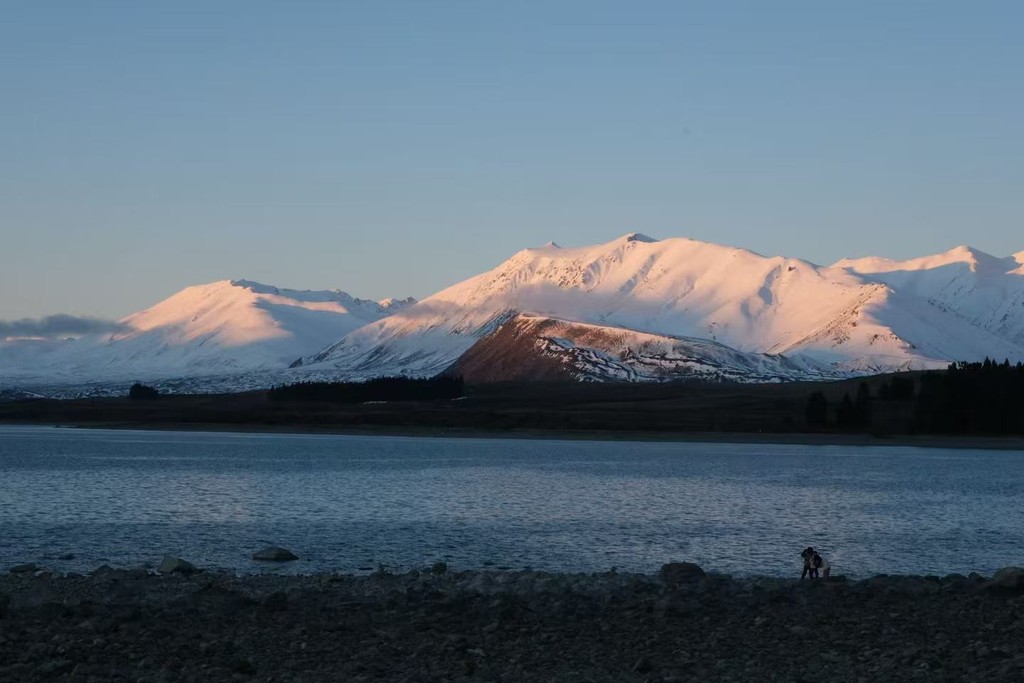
<box><xmin>2</xmin><ymin>564</ymin><xmax>1024</xmax><ymax>682</ymax></box>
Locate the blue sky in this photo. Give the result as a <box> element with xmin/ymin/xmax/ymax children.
<box><xmin>2</xmin><ymin>1</ymin><xmax>1022</xmax><ymax>319</ymax></box>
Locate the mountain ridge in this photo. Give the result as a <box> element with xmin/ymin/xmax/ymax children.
<box><xmin>301</xmin><ymin>233</ymin><xmax>1024</xmax><ymax>381</ymax></box>
<box><xmin>3</xmin><ymin>234</ymin><xmax>1023</xmax><ymax>394</ymax></box>
<box><xmin>0</xmin><ymin>279</ymin><xmax>412</xmax><ymax>386</ymax></box>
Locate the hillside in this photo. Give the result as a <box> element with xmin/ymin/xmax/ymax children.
<box><xmin>0</xmin><ymin>280</ymin><xmax>411</xmax><ymax>386</ymax></box>
<box><xmin>302</xmin><ymin>234</ymin><xmax>1024</xmax><ymax>381</ymax></box>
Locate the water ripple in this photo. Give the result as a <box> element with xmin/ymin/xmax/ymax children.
<box><xmin>1</xmin><ymin>426</ymin><xmax>1022</xmax><ymax>578</ymax></box>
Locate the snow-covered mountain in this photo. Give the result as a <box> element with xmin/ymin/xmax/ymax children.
<box><xmin>4</xmin><ymin>234</ymin><xmax>1024</xmax><ymax>394</ymax></box>
<box><xmin>0</xmin><ymin>280</ymin><xmax>412</xmax><ymax>387</ymax></box>
<box><xmin>302</xmin><ymin>233</ymin><xmax>1024</xmax><ymax>381</ymax></box>
<box><xmin>834</xmin><ymin>247</ymin><xmax>1024</xmax><ymax>353</ymax></box>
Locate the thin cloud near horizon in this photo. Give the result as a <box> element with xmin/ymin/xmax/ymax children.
<box><xmin>0</xmin><ymin>314</ymin><xmax>128</xmax><ymax>338</ymax></box>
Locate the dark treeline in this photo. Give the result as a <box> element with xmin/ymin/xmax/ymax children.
<box><xmin>915</xmin><ymin>359</ymin><xmax>1024</xmax><ymax>435</ymax></box>
<box><xmin>128</xmin><ymin>383</ymin><xmax>159</xmax><ymax>400</ymax></box>
<box><xmin>805</xmin><ymin>359</ymin><xmax>1024</xmax><ymax>435</ymax></box>
<box><xmin>268</xmin><ymin>376</ymin><xmax>464</xmax><ymax>403</ymax></box>
<box><xmin>805</xmin><ymin>383</ymin><xmax>872</xmax><ymax>431</ymax></box>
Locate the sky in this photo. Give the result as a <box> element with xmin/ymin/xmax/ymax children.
<box><xmin>1</xmin><ymin>1</ymin><xmax>1022</xmax><ymax>320</ymax></box>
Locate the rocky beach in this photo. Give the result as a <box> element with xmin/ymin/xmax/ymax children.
<box><xmin>2</xmin><ymin>561</ymin><xmax>1024</xmax><ymax>682</ymax></box>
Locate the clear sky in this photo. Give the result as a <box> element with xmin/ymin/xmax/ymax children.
<box><xmin>2</xmin><ymin>1</ymin><xmax>1022</xmax><ymax>320</ymax></box>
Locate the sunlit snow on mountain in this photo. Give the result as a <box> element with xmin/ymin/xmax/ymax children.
<box><xmin>3</xmin><ymin>234</ymin><xmax>1023</xmax><ymax>395</ymax></box>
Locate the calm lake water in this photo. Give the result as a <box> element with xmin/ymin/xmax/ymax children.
<box><xmin>1</xmin><ymin>425</ymin><xmax>1022</xmax><ymax>578</ymax></box>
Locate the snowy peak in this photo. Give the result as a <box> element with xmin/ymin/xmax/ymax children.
<box><xmin>231</xmin><ymin>279</ymin><xmax>286</xmax><ymax>296</ymax></box>
<box><xmin>2</xmin><ymin>279</ymin><xmax>414</xmax><ymax>385</ymax></box>
<box><xmin>619</xmin><ymin>231</ymin><xmax>658</xmax><ymax>244</ymax></box>
<box><xmin>834</xmin><ymin>245</ymin><xmax>1018</xmax><ymax>277</ymax></box>
<box><xmin>304</xmin><ymin>234</ymin><xmax>1024</xmax><ymax>382</ymax></box>
<box><xmin>1009</xmin><ymin>250</ymin><xmax>1024</xmax><ymax>273</ymax></box>
<box><xmin>6</xmin><ymin>235</ymin><xmax>1024</xmax><ymax>394</ymax></box>
<box><xmin>228</xmin><ymin>279</ymin><xmax>386</xmax><ymax>310</ymax></box>
<box><xmin>379</xmin><ymin>297</ymin><xmax>418</xmax><ymax>312</ymax></box>
<box><xmin>831</xmin><ymin>244</ymin><xmax>1024</xmax><ymax>352</ymax></box>
<box><xmin>119</xmin><ymin>279</ymin><xmax>390</xmax><ymax>346</ymax></box>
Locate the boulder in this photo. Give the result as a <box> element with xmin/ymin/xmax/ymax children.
<box><xmin>252</xmin><ymin>546</ymin><xmax>298</xmax><ymax>562</ymax></box>
<box><xmin>659</xmin><ymin>562</ymin><xmax>706</xmax><ymax>586</ymax></box>
<box><xmin>158</xmin><ymin>555</ymin><xmax>198</xmax><ymax>575</ymax></box>
<box><xmin>940</xmin><ymin>573</ymin><xmax>969</xmax><ymax>592</ymax></box>
<box><xmin>982</xmin><ymin>567</ymin><xmax>1024</xmax><ymax>593</ymax></box>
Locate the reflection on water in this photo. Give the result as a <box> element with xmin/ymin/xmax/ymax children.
<box><xmin>1</xmin><ymin>426</ymin><xmax>1022</xmax><ymax>578</ymax></box>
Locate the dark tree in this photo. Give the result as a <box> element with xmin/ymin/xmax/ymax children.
<box><xmin>128</xmin><ymin>383</ymin><xmax>159</xmax><ymax>400</ymax></box>
<box><xmin>805</xmin><ymin>391</ymin><xmax>829</xmax><ymax>428</ymax></box>
<box><xmin>836</xmin><ymin>393</ymin><xmax>857</xmax><ymax>429</ymax></box>
<box><xmin>854</xmin><ymin>382</ymin><xmax>872</xmax><ymax>428</ymax></box>
<box><xmin>914</xmin><ymin>360</ymin><xmax>1024</xmax><ymax>435</ymax></box>
<box><xmin>879</xmin><ymin>376</ymin><xmax>915</xmax><ymax>400</ymax></box>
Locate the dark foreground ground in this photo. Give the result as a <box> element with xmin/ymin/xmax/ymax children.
<box><xmin>2</xmin><ymin>565</ymin><xmax>1024</xmax><ymax>682</ymax></box>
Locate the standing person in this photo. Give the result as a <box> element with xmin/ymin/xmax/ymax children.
<box><xmin>813</xmin><ymin>551</ymin><xmax>831</xmax><ymax>579</ymax></box>
<box><xmin>800</xmin><ymin>547</ymin><xmax>815</xmax><ymax>580</ymax></box>
<box><xmin>810</xmin><ymin>550</ymin><xmax>822</xmax><ymax>579</ymax></box>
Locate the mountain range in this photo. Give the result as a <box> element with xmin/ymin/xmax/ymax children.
<box><xmin>3</xmin><ymin>234</ymin><xmax>1023</xmax><ymax>395</ymax></box>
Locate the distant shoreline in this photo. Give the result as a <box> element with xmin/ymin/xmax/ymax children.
<box><xmin>3</xmin><ymin>378</ymin><xmax>1023</xmax><ymax>451</ymax></box>
<box><xmin>5</xmin><ymin>419</ymin><xmax>1024</xmax><ymax>451</ymax></box>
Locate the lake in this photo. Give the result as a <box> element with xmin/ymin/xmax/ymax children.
<box><xmin>1</xmin><ymin>425</ymin><xmax>1022</xmax><ymax>578</ymax></box>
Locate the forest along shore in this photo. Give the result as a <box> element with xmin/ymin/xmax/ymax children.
<box><xmin>3</xmin><ymin>366</ymin><xmax>1024</xmax><ymax>448</ymax></box>
<box><xmin>2</xmin><ymin>564</ymin><xmax>1024</xmax><ymax>682</ymax></box>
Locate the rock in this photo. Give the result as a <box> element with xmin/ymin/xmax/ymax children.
<box><xmin>0</xmin><ymin>592</ymin><xmax>9</xmax><ymax>618</ymax></box>
<box><xmin>231</xmin><ymin>658</ymin><xmax>256</xmax><ymax>675</ymax></box>
<box><xmin>261</xmin><ymin>591</ymin><xmax>289</xmax><ymax>612</ymax></box>
<box><xmin>9</xmin><ymin>563</ymin><xmax>40</xmax><ymax>574</ymax></box>
<box><xmin>431</xmin><ymin>561</ymin><xmax>448</xmax><ymax>575</ymax></box>
<box><xmin>982</xmin><ymin>567</ymin><xmax>1024</xmax><ymax>593</ymax></box>
<box><xmin>3</xmin><ymin>566</ymin><xmax>1024</xmax><ymax>680</ymax></box>
<box><xmin>654</xmin><ymin>595</ymin><xmax>699</xmax><ymax>618</ymax></box>
<box><xmin>58</xmin><ymin>553</ymin><xmax>76</xmax><ymax>561</ymax></box>
<box><xmin>158</xmin><ymin>555</ymin><xmax>198</xmax><ymax>575</ymax></box>
<box><xmin>467</xmin><ymin>573</ymin><xmax>495</xmax><ymax>593</ymax></box>
<box><xmin>189</xmin><ymin>585</ymin><xmax>255</xmax><ymax>610</ymax></box>
<box><xmin>632</xmin><ymin>655</ymin><xmax>654</xmax><ymax>673</ymax></box>
<box><xmin>252</xmin><ymin>546</ymin><xmax>298</xmax><ymax>562</ymax></box>
<box><xmin>660</xmin><ymin>562</ymin><xmax>706</xmax><ymax>585</ymax></box>
<box><xmin>37</xmin><ymin>659</ymin><xmax>74</xmax><ymax>675</ymax></box>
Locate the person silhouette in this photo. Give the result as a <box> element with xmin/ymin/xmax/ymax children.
<box><xmin>800</xmin><ymin>547</ymin><xmax>815</xmax><ymax>580</ymax></box>
<box><xmin>812</xmin><ymin>550</ymin><xmax>830</xmax><ymax>579</ymax></box>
